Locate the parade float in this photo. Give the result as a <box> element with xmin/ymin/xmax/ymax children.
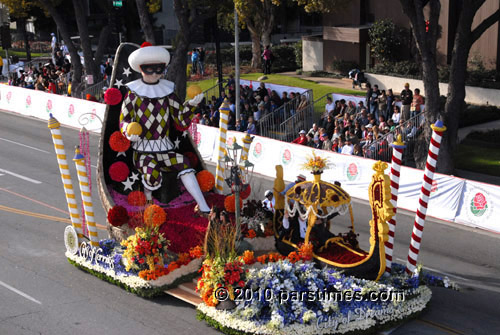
<box><xmin>48</xmin><ymin>42</ymin><xmax>456</xmax><ymax>334</ymax></box>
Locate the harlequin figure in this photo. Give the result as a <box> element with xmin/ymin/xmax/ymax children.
<box><xmin>120</xmin><ymin>42</ymin><xmax>210</xmax><ymax>212</ymax></box>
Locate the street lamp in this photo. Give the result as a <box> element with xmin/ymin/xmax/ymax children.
<box><xmin>223</xmin><ymin>139</ymin><xmax>254</xmax><ymax>243</ymax></box>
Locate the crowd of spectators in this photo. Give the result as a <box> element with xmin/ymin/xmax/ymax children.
<box><xmin>192</xmin><ymin>78</ymin><xmax>309</xmax><ymax>136</ymax></box>
<box><xmin>290</xmin><ymin>83</ymin><xmax>426</xmax><ymax>163</ymax></box>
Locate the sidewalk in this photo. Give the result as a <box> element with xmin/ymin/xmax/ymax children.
<box><xmin>457</xmin><ymin>119</ymin><xmax>500</xmax><ymax>142</ymax></box>
<box><xmin>280</xmin><ymin>71</ymin><xmax>367</xmax><ymax>92</ymax></box>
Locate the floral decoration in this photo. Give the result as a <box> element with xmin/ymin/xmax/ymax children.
<box><xmin>301</xmin><ymin>150</ymin><xmax>332</xmax><ymax>174</ymax></box>
<box><xmin>127</xmin><ymin>190</ymin><xmax>147</xmax><ymax>207</ymax></box>
<box><xmin>297</xmin><ymin>242</ymin><xmax>314</xmax><ymax>261</ymax></box>
<box><xmin>196</xmin><ymin>170</ymin><xmax>215</xmax><ymax>192</ymax></box>
<box><xmin>121</xmin><ymin>225</ymin><xmax>170</xmax><ymax>272</ymax></box>
<box><xmin>104</xmin><ymin>87</ymin><xmax>123</xmax><ymax>105</ymax></box>
<box><xmin>143</xmin><ymin>204</ymin><xmax>167</xmax><ymax>227</ymax></box>
<box><xmin>224</xmin><ymin>194</ymin><xmax>243</xmax><ymax>213</ymax></box>
<box><xmin>240</xmin><ymin>184</ymin><xmax>252</xmax><ymax>200</ymax></box>
<box><xmin>107</xmin><ymin>205</ymin><xmax>129</xmax><ymax>227</ymax></box>
<box><xmin>109</xmin><ymin>131</ymin><xmax>131</xmax><ymax>152</ymax></box>
<box><xmin>109</xmin><ymin>161</ymin><xmax>130</xmax><ymax>182</ymax></box>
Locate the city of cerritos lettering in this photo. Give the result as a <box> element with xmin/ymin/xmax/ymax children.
<box><xmin>79</xmin><ymin>241</ymin><xmax>114</xmax><ymax>269</ymax></box>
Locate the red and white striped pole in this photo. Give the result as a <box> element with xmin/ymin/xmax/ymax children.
<box><xmin>406</xmin><ymin>120</ymin><xmax>447</xmax><ymax>274</ymax></box>
<box><xmin>385</xmin><ymin>134</ymin><xmax>406</xmax><ymax>273</ymax></box>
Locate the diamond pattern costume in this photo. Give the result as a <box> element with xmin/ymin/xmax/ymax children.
<box><xmin>120</xmin><ymin>85</ymin><xmax>195</xmax><ymax>190</ymax></box>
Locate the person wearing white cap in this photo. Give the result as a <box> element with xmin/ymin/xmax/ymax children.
<box><xmin>120</xmin><ymin>42</ymin><xmax>209</xmax><ymax>212</ymax></box>
<box><xmin>262</xmin><ymin>190</ymin><xmax>275</xmax><ymax>217</ymax></box>
<box><xmin>291</xmin><ymin>130</ymin><xmax>308</xmax><ymax>145</ymax></box>
<box><xmin>51</xmin><ymin>33</ymin><xmax>57</xmax><ymax>51</ymax></box>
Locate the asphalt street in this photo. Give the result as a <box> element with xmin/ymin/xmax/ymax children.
<box><xmin>1</xmin><ymin>110</ymin><xmax>500</xmax><ymax>335</ymax></box>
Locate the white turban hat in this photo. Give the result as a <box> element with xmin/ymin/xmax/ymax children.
<box><xmin>128</xmin><ymin>42</ymin><xmax>170</xmax><ymax>73</ymax></box>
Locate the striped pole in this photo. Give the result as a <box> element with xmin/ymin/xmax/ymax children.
<box><xmin>241</xmin><ymin>133</ymin><xmax>253</xmax><ymax>161</ymax></box>
<box><xmin>47</xmin><ymin>114</ymin><xmax>83</xmax><ymax>239</ymax></box>
<box><xmin>73</xmin><ymin>147</ymin><xmax>99</xmax><ymax>247</ymax></box>
<box><xmin>406</xmin><ymin>120</ymin><xmax>447</xmax><ymax>274</ymax></box>
<box><xmin>215</xmin><ymin>99</ymin><xmax>231</xmax><ymax>193</ymax></box>
<box><xmin>385</xmin><ymin>134</ymin><xmax>406</xmax><ymax>273</ymax></box>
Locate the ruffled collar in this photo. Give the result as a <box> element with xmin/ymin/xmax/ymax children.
<box><xmin>126</xmin><ymin>78</ymin><xmax>175</xmax><ymax>98</ymax></box>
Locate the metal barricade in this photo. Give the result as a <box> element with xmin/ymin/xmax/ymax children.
<box><xmin>80</xmin><ymin>80</ymin><xmax>107</xmax><ymax>101</ymax></box>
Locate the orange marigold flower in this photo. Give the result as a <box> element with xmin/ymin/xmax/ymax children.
<box><xmin>189</xmin><ymin>245</ymin><xmax>204</xmax><ymax>259</ymax></box>
<box><xmin>167</xmin><ymin>261</ymin><xmax>179</xmax><ymax>272</ymax></box>
<box><xmin>298</xmin><ymin>242</ymin><xmax>314</xmax><ymax>261</ymax></box>
<box><xmin>242</xmin><ymin>250</ymin><xmax>255</xmax><ymax>265</ymax></box>
<box><xmin>144</xmin><ymin>204</ymin><xmax>167</xmax><ymax>227</ymax></box>
<box><xmin>256</xmin><ymin>255</ymin><xmax>268</xmax><ymax>264</ymax></box>
<box><xmin>196</xmin><ymin>170</ymin><xmax>215</xmax><ymax>192</ymax></box>
<box><xmin>287</xmin><ymin>251</ymin><xmax>300</xmax><ymax>263</ymax></box>
<box><xmin>224</xmin><ymin>194</ymin><xmax>243</xmax><ymax>213</ymax></box>
<box><xmin>177</xmin><ymin>253</ymin><xmax>190</xmax><ymax>266</ymax></box>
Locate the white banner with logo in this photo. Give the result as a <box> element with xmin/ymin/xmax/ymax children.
<box><xmin>396</xmin><ymin>167</ymin><xmax>466</xmax><ymax>222</ymax></box>
<box><xmin>455</xmin><ymin>180</ymin><xmax>499</xmax><ymax>232</ymax></box>
<box><xmin>239</xmin><ymin>80</ymin><xmax>309</xmax><ymax>97</ymax></box>
<box><xmin>192</xmin><ymin>123</ymin><xmax>218</xmax><ymax>161</ymax></box>
<box><xmin>0</xmin><ymin>84</ymin><xmax>106</xmax><ymax>133</ymax></box>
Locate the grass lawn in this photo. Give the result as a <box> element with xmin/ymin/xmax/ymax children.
<box><xmin>188</xmin><ymin>73</ymin><xmax>364</xmax><ymax>120</ymax></box>
<box><xmin>0</xmin><ymin>48</ymin><xmax>51</xmax><ymax>59</ymax></box>
<box><xmin>455</xmin><ymin>141</ymin><xmax>500</xmax><ymax>177</ymax></box>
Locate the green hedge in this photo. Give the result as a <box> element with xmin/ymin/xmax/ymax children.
<box><xmin>204</xmin><ymin>44</ymin><xmax>301</xmax><ymax>72</ymax></box>
<box><xmin>460</xmin><ymin>104</ymin><xmax>500</xmax><ymax>127</ymax></box>
<box><xmin>332</xmin><ymin>59</ymin><xmax>359</xmax><ymax>76</ymax></box>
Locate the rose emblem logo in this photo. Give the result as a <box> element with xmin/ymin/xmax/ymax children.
<box><xmin>46</xmin><ymin>99</ymin><xmax>53</xmax><ymax>113</ymax></box>
<box><xmin>68</xmin><ymin>104</ymin><xmax>75</xmax><ymax>117</ymax></box>
<box><xmin>430</xmin><ymin>180</ymin><xmax>438</xmax><ymax>195</ymax></box>
<box><xmin>194</xmin><ymin>131</ymin><xmax>202</xmax><ymax>147</ymax></box>
<box><xmin>252</xmin><ymin>142</ymin><xmax>262</xmax><ymax>159</ymax></box>
<box><xmin>26</xmin><ymin>95</ymin><xmax>32</xmax><ymax>108</ymax></box>
<box><xmin>90</xmin><ymin>108</ymin><xmax>97</xmax><ymax>121</ymax></box>
<box><xmin>470</xmin><ymin>192</ymin><xmax>488</xmax><ymax>217</ymax></box>
<box><xmin>7</xmin><ymin>91</ymin><xmax>12</xmax><ymax>103</ymax></box>
<box><xmin>346</xmin><ymin>163</ymin><xmax>358</xmax><ymax>181</ymax></box>
<box><xmin>281</xmin><ymin>148</ymin><xmax>292</xmax><ymax>165</ymax></box>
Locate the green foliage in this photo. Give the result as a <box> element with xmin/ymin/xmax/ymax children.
<box><xmin>294</xmin><ymin>0</ymin><xmax>350</xmax><ymax>13</ymax></box>
<box><xmin>371</xmin><ymin>60</ymin><xmax>421</xmax><ymax>78</ymax></box>
<box><xmin>331</xmin><ymin>59</ymin><xmax>358</xmax><ymax>75</ymax></box>
<box><xmin>455</xmin><ymin>141</ymin><xmax>500</xmax><ymax>177</ymax></box>
<box><xmin>271</xmin><ymin>44</ymin><xmax>300</xmax><ymax>72</ymax></box>
<box><xmin>293</xmin><ymin>40</ymin><xmax>302</xmax><ymax>68</ymax></box>
<box><xmin>369</xmin><ymin>19</ymin><xmax>408</xmax><ymax>63</ymax></box>
<box><xmin>459</xmin><ymin>104</ymin><xmax>500</xmax><ymax>128</ymax></box>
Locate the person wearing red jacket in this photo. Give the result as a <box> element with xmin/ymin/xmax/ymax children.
<box><xmin>292</xmin><ymin>130</ymin><xmax>308</xmax><ymax>145</ymax></box>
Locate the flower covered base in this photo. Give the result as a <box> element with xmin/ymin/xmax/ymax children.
<box><xmin>196</xmin><ymin>260</ymin><xmax>436</xmax><ymax>335</ymax></box>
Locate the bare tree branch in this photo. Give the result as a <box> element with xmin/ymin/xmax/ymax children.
<box><xmin>471</xmin><ymin>8</ymin><xmax>500</xmax><ymax>43</ymax></box>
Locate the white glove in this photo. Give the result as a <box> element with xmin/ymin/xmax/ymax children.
<box><xmin>126</xmin><ymin>134</ymin><xmax>140</xmax><ymax>142</ymax></box>
<box><xmin>188</xmin><ymin>93</ymin><xmax>204</xmax><ymax>106</ymax></box>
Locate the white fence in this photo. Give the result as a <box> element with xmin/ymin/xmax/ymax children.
<box><xmin>1</xmin><ymin>84</ymin><xmax>498</xmax><ymax>233</ymax></box>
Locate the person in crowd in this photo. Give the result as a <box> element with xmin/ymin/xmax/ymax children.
<box><xmin>331</xmin><ymin>126</ymin><xmax>342</xmax><ymax>141</ymax></box>
<box><xmin>341</xmin><ymin>138</ymin><xmax>354</xmax><ymax>155</ymax></box>
<box><xmin>411</xmin><ymin>88</ymin><xmax>424</xmax><ymax>118</ymax></box>
<box><xmin>371</xmin><ymin>84</ymin><xmax>380</xmax><ymax>120</ymax></box>
<box><xmin>322</xmin><ymin>97</ymin><xmax>335</xmax><ymax>127</ymax></box>
<box><xmin>378</xmin><ymin>115</ymin><xmax>387</xmax><ymax>129</ymax></box>
<box><xmin>247</xmin><ymin>116</ymin><xmax>257</xmax><ymax>135</ymax></box>
<box><xmin>311</xmin><ymin>135</ymin><xmax>322</xmax><ymax>149</ymax></box>
<box><xmin>191</xmin><ymin>48</ymin><xmax>199</xmax><ymax>75</ymax></box>
<box><xmin>353</xmin><ymin>144</ymin><xmax>363</xmax><ymax>157</ymax></box>
<box><xmin>281</xmin><ymin>91</ymin><xmax>290</xmax><ymax>105</ymax></box>
<box><xmin>307</xmin><ymin>123</ymin><xmax>319</xmax><ymax>139</ymax></box>
<box><xmin>346</xmin><ymin>100</ymin><xmax>357</xmax><ymax>116</ymax></box>
<box><xmin>392</xmin><ymin>105</ymin><xmax>401</xmax><ymax>124</ymax></box>
<box><xmin>324</xmin><ymin>115</ymin><xmax>335</xmax><ymax>139</ymax></box>
<box><xmin>386</xmin><ymin>89</ymin><xmax>395</xmax><ymax>120</ymax></box>
<box><xmin>331</xmin><ymin>137</ymin><xmax>340</xmax><ymax>152</ymax></box>
<box><xmin>322</xmin><ymin>135</ymin><xmax>333</xmax><ymax>151</ymax></box>
<box><xmin>292</xmin><ymin>130</ymin><xmax>308</xmax><ymax>145</ymax></box>
<box><xmin>51</xmin><ymin>33</ymin><xmax>57</xmax><ymax>51</ymax></box>
<box><xmin>356</xmin><ymin>109</ymin><xmax>369</xmax><ymax>126</ymax></box>
<box><xmin>262</xmin><ymin>190</ymin><xmax>275</xmax><ymax>218</ymax></box>
<box><xmin>400</xmin><ymin>83</ymin><xmax>413</xmax><ymax>121</ymax></box>
<box><xmin>198</xmin><ymin>47</ymin><xmax>205</xmax><ymax>76</ymax></box>
<box><xmin>378</xmin><ymin>90</ymin><xmax>387</xmax><ymax>119</ymax></box>
<box><xmin>365</xmin><ymin>83</ymin><xmax>372</xmax><ymax>114</ymax></box>
<box><xmin>256</xmin><ymin>82</ymin><xmax>268</xmax><ymax>100</ymax></box>
<box><xmin>262</xmin><ymin>45</ymin><xmax>273</xmax><ymax>74</ymax></box>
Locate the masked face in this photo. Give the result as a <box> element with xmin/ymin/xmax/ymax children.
<box><xmin>140</xmin><ymin>63</ymin><xmax>166</xmax><ymax>83</ymax></box>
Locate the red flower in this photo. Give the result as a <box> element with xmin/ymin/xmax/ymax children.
<box><xmin>109</xmin><ymin>161</ymin><xmax>129</xmax><ymax>182</ymax></box>
<box><xmin>109</xmin><ymin>131</ymin><xmax>130</xmax><ymax>152</ymax></box>
<box><xmin>128</xmin><ymin>191</ymin><xmax>147</xmax><ymax>206</ymax></box>
<box><xmin>104</xmin><ymin>87</ymin><xmax>123</xmax><ymax>105</ymax></box>
<box><xmin>139</xmin><ymin>258</ymin><xmax>145</xmax><ymax>264</ymax></box>
<box><xmin>238</xmin><ymin>281</ymin><xmax>245</xmax><ymax>288</ymax></box>
<box><xmin>107</xmin><ymin>205</ymin><xmax>129</xmax><ymax>227</ymax></box>
<box><xmin>240</xmin><ymin>184</ymin><xmax>251</xmax><ymax>200</ymax></box>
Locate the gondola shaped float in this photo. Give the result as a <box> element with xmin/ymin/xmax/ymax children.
<box><xmin>274</xmin><ymin>160</ymin><xmax>393</xmax><ymax>280</ymax></box>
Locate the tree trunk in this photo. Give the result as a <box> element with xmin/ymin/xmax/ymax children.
<box><xmin>248</xmin><ymin>24</ymin><xmax>262</xmax><ymax>69</ymax></box>
<box><xmin>38</xmin><ymin>0</ymin><xmax>84</xmax><ymax>95</ymax></box>
<box><xmin>94</xmin><ymin>25</ymin><xmax>111</xmax><ymax>66</ymax></box>
<box><xmin>261</xmin><ymin>0</ymin><xmax>274</xmax><ymax>48</ymax></box>
<box><xmin>18</xmin><ymin>17</ymin><xmax>31</xmax><ymax>62</ymax></box>
<box><xmin>72</xmin><ymin>0</ymin><xmax>100</xmax><ymax>82</ymax></box>
<box><xmin>136</xmin><ymin>0</ymin><xmax>156</xmax><ymax>44</ymax></box>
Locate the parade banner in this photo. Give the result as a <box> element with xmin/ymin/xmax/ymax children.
<box><xmin>239</xmin><ymin>79</ymin><xmax>309</xmax><ymax>97</ymax></box>
<box><xmin>0</xmin><ymin>84</ymin><xmax>106</xmax><ymax>133</ymax></box>
<box><xmin>396</xmin><ymin>167</ymin><xmax>465</xmax><ymax>222</ymax></box>
<box><xmin>455</xmin><ymin>180</ymin><xmax>499</xmax><ymax>233</ymax></box>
